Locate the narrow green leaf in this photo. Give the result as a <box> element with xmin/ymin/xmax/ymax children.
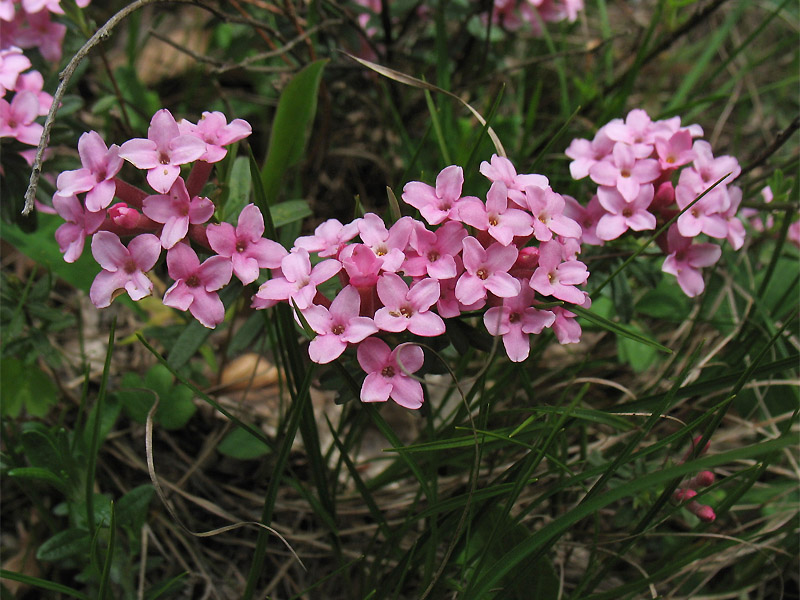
<box><xmin>97</xmin><ymin>502</ymin><xmax>115</xmax><ymax>600</ymax></box>
<box><xmin>270</xmin><ymin>199</ymin><xmax>313</xmax><ymax>228</ymax></box>
<box><xmin>0</xmin><ymin>569</ymin><xmax>89</xmax><ymax>600</ymax></box>
<box><xmin>570</xmin><ymin>305</ymin><xmax>671</xmax><ymax>353</ymax></box>
<box><xmin>261</xmin><ymin>60</ymin><xmax>328</xmax><ymax>204</ymax></box>
<box><xmin>7</xmin><ymin>467</ymin><xmax>67</xmax><ymax>493</ymax></box>
<box><xmin>465</xmin><ymin>435</ymin><xmax>796</xmax><ymax>599</ymax></box>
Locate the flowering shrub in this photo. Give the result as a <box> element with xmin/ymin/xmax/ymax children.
<box><xmin>53</xmin><ymin>110</ymin><xmax>595</xmax><ymax>408</ymax></box>
<box><xmin>565</xmin><ymin>108</ymin><xmax>746</xmax><ymax>297</ymax></box>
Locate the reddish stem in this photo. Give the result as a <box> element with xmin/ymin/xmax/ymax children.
<box><xmin>186</xmin><ymin>161</ymin><xmax>214</xmax><ymax>198</ymax></box>
<box><xmin>113</xmin><ymin>178</ymin><xmax>148</xmax><ymax>208</ymax></box>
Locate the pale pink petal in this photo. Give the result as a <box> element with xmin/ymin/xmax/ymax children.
<box><xmin>91</xmin><ymin>231</ymin><xmax>128</xmax><ymax>271</ymax></box>
<box><xmin>389</xmin><ymin>376</ymin><xmax>423</xmax><ymax>409</ymax></box>
<box><xmin>309</xmin><ymin>334</ymin><xmax>347</xmax><ymax>364</ymax></box>
<box><xmin>357</xmin><ymin>337</ymin><xmax>391</xmax><ymax>373</ymax></box>
<box><xmin>189</xmin><ymin>290</ymin><xmax>225</xmax><ymax>328</ymax></box>
<box><xmin>198</xmin><ymin>255</ymin><xmax>233</xmax><ymax>290</ymax></box>
<box><xmin>163</xmin><ymin>281</ymin><xmax>194</xmax><ymax>311</ymax></box>
<box><xmin>118</xmin><ymin>138</ymin><xmax>159</xmax><ymax>169</ymax></box>
<box><xmin>147</xmin><ymin>164</ymin><xmax>182</xmax><ymax>194</ymax></box>
<box><xmin>361</xmin><ymin>373</ymin><xmax>393</xmax><ymax>403</ymax></box>
<box><xmin>90</xmin><ymin>270</ymin><xmax>129</xmax><ymax>308</ymax></box>
<box><xmin>237</xmin><ymin>204</ymin><xmax>265</xmax><ymax>240</ymax></box>
<box><xmin>407</xmin><ymin>311</ymin><xmax>445</xmax><ymax>337</ymax></box>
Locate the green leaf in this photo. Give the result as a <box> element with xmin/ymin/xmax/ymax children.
<box><xmin>270</xmin><ymin>200</ymin><xmax>313</xmax><ymax>228</ymax></box>
<box><xmin>0</xmin><ymin>213</ymin><xmax>100</xmax><ymax>294</ymax></box>
<box><xmin>166</xmin><ymin>282</ymin><xmax>242</xmax><ymax>370</ymax></box>
<box><xmin>117</xmin><ymin>366</ymin><xmax>196</xmax><ymax>430</ymax></box>
<box><xmin>570</xmin><ymin>305</ymin><xmax>671</xmax><ymax>354</ymax></box>
<box><xmin>7</xmin><ymin>467</ymin><xmax>67</xmax><ymax>493</ymax></box>
<box><xmin>20</xmin><ymin>428</ymin><xmax>62</xmax><ymax>472</ymax></box>
<box><xmin>0</xmin><ymin>357</ymin><xmax>59</xmax><ymax>418</ymax></box>
<box><xmin>261</xmin><ymin>60</ymin><xmax>328</xmax><ymax>204</ymax></box>
<box><xmin>218</xmin><ymin>426</ymin><xmax>271</xmax><ymax>460</ymax></box>
<box><xmin>617</xmin><ymin>323</ymin><xmax>658</xmax><ymax>372</ymax></box>
<box><xmin>116</xmin><ymin>484</ymin><xmax>154</xmax><ymax>533</ymax></box>
<box><xmin>635</xmin><ymin>279</ymin><xmax>690</xmax><ymax>320</ymax></box>
<box><xmin>0</xmin><ymin>569</ymin><xmax>89</xmax><ymax>600</ymax></box>
<box><xmin>36</xmin><ymin>528</ymin><xmax>91</xmax><ymax>562</ymax></box>
<box><xmin>220</xmin><ymin>156</ymin><xmax>252</xmax><ymax>223</ymax></box>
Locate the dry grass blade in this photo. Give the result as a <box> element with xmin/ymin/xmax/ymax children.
<box><xmin>144</xmin><ymin>396</ymin><xmax>306</xmax><ymax>571</ymax></box>
<box><xmin>344</xmin><ymin>52</ymin><xmax>508</xmax><ymax>158</ymax></box>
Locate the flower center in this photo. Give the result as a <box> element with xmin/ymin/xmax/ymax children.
<box><xmin>508</xmin><ymin>312</ymin><xmax>520</xmax><ymax>323</ymax></box>
<box><xmin>427</xmin><ymin>250</ymin><xmax>440</xmax><ymax>262</ymax></box>
<box><xmin>331</xmin><ymin>324</ymin><xmax>345</xmax><ymax>335</ymax></box>
<box><xmin>620</xmin><ymin>169</ymin><xmax>631</xmax><ymax>178</ymax></box>
<box><xmin>159</xmin><ymin>152</ymin><xmax>170</xmax><ymax>165</ymax></box>
<box><xmin>622</xmin><ymin>208</ymin><xmax>633</xmax><ymax>218</ymax></box>
<box><xmin>381</xmin><ymin>366</ymin><xmax>395</xmax><ymax>378</ymax></box>
<box><xmin>186</xmin><ymin>274</ymin><xmax>201</xmax><ymax>288</ymax></box>
<box><xmin>488</xmin><ymin>215</ymin><xmax>499</xmax><ymax>227</ymax></box>
<box><xmin>235</xmin><ymin>240</ymin><xmax>248</xmax><ymax>253</ymax></box>
<box><xmin>123</xmin><ymin>258</ymin><xmax>138</xmax><ymax>274</ymax></box>
<box><xmin>399</xmin><ymin>306</ymin><xmax>413</xmax><ymax>318</ymax></box>
<box><xmin>476</xmin><ymin>268</ymin><xmax>489</xmax><ymax>280</ymax></box>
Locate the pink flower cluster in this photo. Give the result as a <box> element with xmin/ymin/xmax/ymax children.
<box><xmin>251</xmin><ymin>156</ymin><xmax>590</xmax><ymax>408</ymax></box>
<box><xmin>56</xmin><ymin>132</ymin><xmax>592</xmax><ymax>409</ymax></box>
<box><xmin>672</xmin><ymin>435</ymin><xmax>716</xmax><ymax>523</ymax></box>
<box><xmin>52</xmin><ymin>108</ymin><xmax>256</xmax><ymax>328</ymax></box>
<box><xmin>487</xmin><ymin>0</ymin><xmax>584</xmax><ymax>34</ymax></box>
<box><xmin>0</xmin><ymin>0</ymin><xmax>89</xmax><ymax>62</ymax></box>
<box><xmin>0</xmin><ymin>45</ymin><xmax>52</xmax><ymax>163</ymax></box>
<box><xmin>565</xmin><ymin>108</ymin><xmax>746</xmax><ymax>298</ymax></box>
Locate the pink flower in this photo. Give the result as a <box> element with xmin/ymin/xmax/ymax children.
<box><xmin>303</xmin><ymin>285</ymin><xmax>378</xmax><ymax>364</ymax></box>
<box><xmin>142</xmin><ymin>177</ymin><xmax>215</xmax><ymax>249</ymax></box>
<box><xmin>53</xmin><ymin>193</ymin><xmax>105</xmax><ymax>262</ymax></box>
<box><xmin>479</xmin><ymin>154</ymin><xmax>549</xmax><ymax>207</ymax></box>
<box><xmin>14</xmin><ymin>70</ymin><xmax>53</xmax><ymax>115</ymax></box>
<box><xmin>675</xmin><ymin>174</ymin><xmax>729</xmax><ymax>240</ymax></box>
<box><xmin>118</xmin><ymin>108</ymin><xmax>207</xmax><ymax>193</ymax></box>
<box><xmin>455</xmin><ymin>236</ymin><xmax>519</xmax><ymax>306</ymax></box>
<box><xmin>0</xmin><ymin>89</ymin><xmax>43</xmax><ymax>145</ymax></box>
<box><xmin>163</xmin><ymin>243</ymin><xmax>233</xmax><ymax>328</ymax></box>
<box><xmin>89</xmin><ymin>232</ymin><xmax>161</xmax><ymax>307</ymax></box>
<box><xmin>178</xmin><ymin>111</ymin><xmax>252</xmax><ymax>163</ymax></box>
<box><xmin>294</xmin><ymin>218</ymin><xmax>360</xmax><ymax>258</ymax></box>
<box><xmin>402</xmin><ymin>165</ymin><xmax>474</xmax><ymax>225</ymax></box>
<box><xmin>661</xmin><ymin>226</ymin><xmax>721</xmax><ymax>297</ymax></box>
<box><xmin>551</xmin><ymin>306</ymin><xmax>582</xmax><ymax>344</ymax></box>
<box><xmin>253</xmin><ymin>248</ymin><xmax>341</xmax><ymax>310</ymax></box>
<box><xmin>374</xmin><ymin>272</ymin><xmax>445</xmax><ymax>336</ymax></box>
<box><xmin>357</xmin><ymin>213</ymin><xmax>413</xmax><ymax>272</ymax></box>
<box><xmin>357</xmin><ymin>338</ymin><xmax>424</xmax><ymax>409</ymax></box>
<box><xmin>589</xmin><ymin>142</ymin><xmax>660</xmax><ymax>202</ymax></box>
<box><xmin>0</xmin><ymin>47</ymin><xmax>31</xmax><ymax>94</ymax></box>
<box><xmin>603</xmin><ymin>108</ymin><xmax>658</xmax><ymax>158</ymax></box>
<box><xmin>565</xmin><ymin>128</ymin><xmax>614</xmax><ymax>180</ymax></box>
<box><xmin>459</xmin><ymin>181</ymin><xmax>534</xmax><ymax>246</ymax></box>
<box><xmin>530</xmin><ymin>240</ymin><xmax>588</xmax><ymax>304</ymax></box>
<box><xmin>524</xmin><ymin>185</ymin><xmax>582</xmax><ymax>242</ymax></box>
<box><xmin>655</xmin><ymin>129</ymin><xmax>695</xmax><ymax>170</ymax></box>
<box><xmin>563</xmin><ymin>194</ymin><xmax>605</xmax><ymax>246</ymax></box>
<box><xmin>55</xmin><ymin>131</ymin><xmax>123</xmax><ymax>212</ymax></box>
<box><xmin>595</xmin><ymin>184</ymin><xmax>656</xmax><ymax>241</ymax></box>
<box><xmin>11</xmin><ymin>10</ymin><xmax>66</xmax><ymax>62</ymax></box>
<box><xmin>403</xmin><ymin>219</ymin><xmax>466</xmax><ymax>279</ymax></box>
<box><xmin>484</xmin><ymin>282</ymin><xmax>555</xmax><ymax>362</ymax></box>
<box><xmin>207</xmin><ymin>203</ymin><xmax>287</xmax><ymax>284</ymax></box>
<box><xmin>673</xmin><ymin>488</ymin><xmax>716</xmax><ymax>523</ymax></box>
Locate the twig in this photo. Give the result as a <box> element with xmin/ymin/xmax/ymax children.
<box><xmin>22</xmin><ymin>0</ymin><xmax>202</xmax><ymax>216</ymax></box>
<box><xmin>739</xmin><ymin>115</ymin><xmax>800</xmax><ymax>178</ymax></box>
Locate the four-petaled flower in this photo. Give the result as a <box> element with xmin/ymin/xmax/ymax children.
<box><xmin>374</xmin><ymin>273</ymin><xmax>446</xmax><ymax>336</ymax></box>
<box><xmin>163</xmin><ymin>243</ymin><xmax>233</xmax><ymax>328</ymax></box>
<box><xmin>303</xmin><ymin>285</ymin><xmax>378</xmax><ymax>364</ymax></box>
<box><xmin>357</xmin><ymin>338</ymin><xmax>425</xmax><ymax>409</ymax></box>
<box><xmin>119</xmin><ymin>108</ymin><xmax>207</xmax><ymax>193</ymax></box>
<box><xmin>207</xmin><ymin>203</ymin><xmax>287</xmax><ymax>284</ymax></box>
<box><xmin>89</xmin><ymin>231</ymin><xmax>161</xmax><ymax>308</ymax></box>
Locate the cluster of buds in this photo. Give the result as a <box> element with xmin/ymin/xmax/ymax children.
<box><xmin>672</xmin><ymin>435</ymin><xmax>716</xmax><ymax>522</ymax></box>
<box><xmin>565</xmin><ymin>108</ymin><xmax>746</xmax><ymax>297</ymax></box>
<box><xmin>487</xmin><ymin>0</ymin><xmax>584</xmax><ymax>34</ymax></box>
